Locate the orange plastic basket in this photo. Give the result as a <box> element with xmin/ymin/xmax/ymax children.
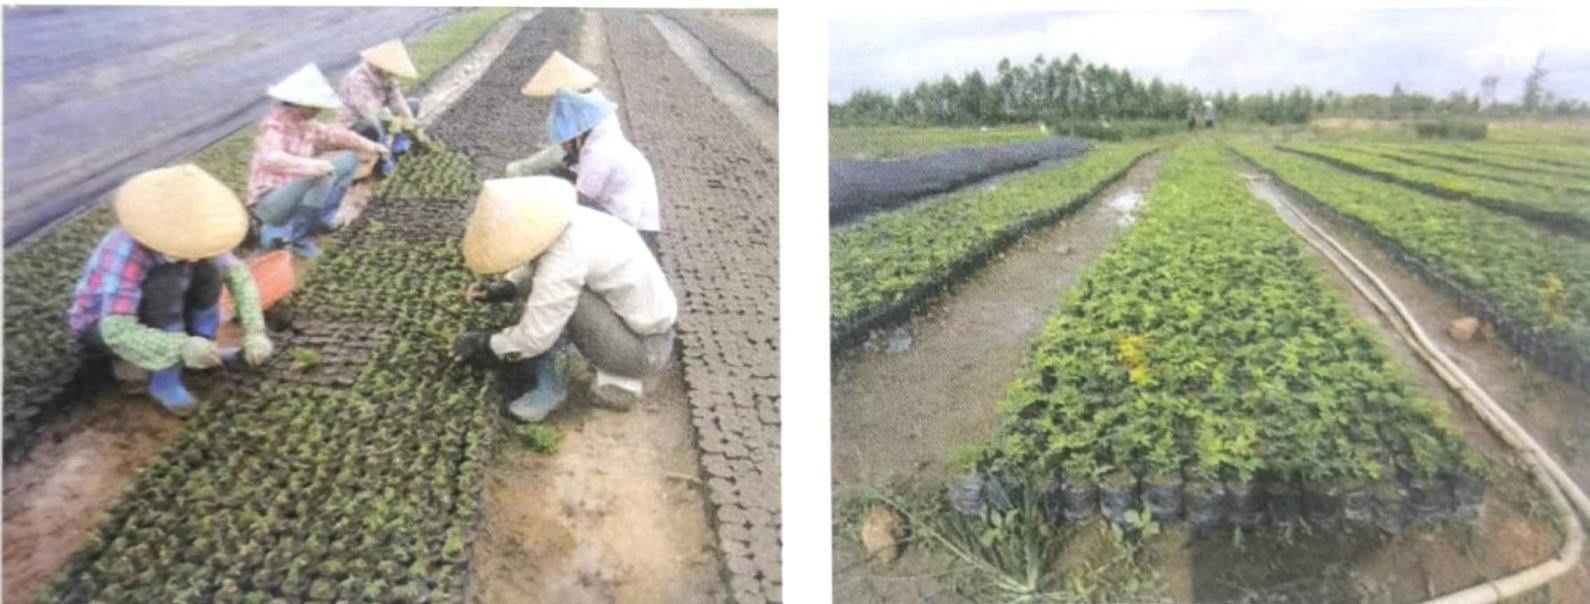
<box><xmin>221</xmin><ymin>250</ymin><xmax>296</xmax><ymax>321</ymax></box>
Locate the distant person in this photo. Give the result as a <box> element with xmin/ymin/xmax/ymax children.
<box><xmin>1187</xmin><ymin>103</ymin><xmax>1198</xmax><ymax>131</ymax></box>
<box><xmin>337</xmin><ymin>39</ymin><xmax>423</xmax><ymax>179</ymax></box>
<box><xmin>545</xmin><ymin>89</ymin><xmax>662</xmax><ymax>251</ymax></box>
<box><xmin>1204</xmin><ymin>100</ymin><xmax>1217</xmax><ymax>129</ymax></box>
<box><xmin>68</xmin><ymin>165</ymin><xmax>274</xmax><ymax>416</ymax></box>
<box><xmin>248</xmin><ymin>64</ymin><xmax>389</xmax><ymax>258</ymax></box>
<box><xmin>452</xmin><ymin>177</ymin><xmax>678</xmax><ymax>422</ymax></box>
<box><xmin>505</xmin><ymin>51</ymin><xmax>617</xmax><ymax>180</ymax></box>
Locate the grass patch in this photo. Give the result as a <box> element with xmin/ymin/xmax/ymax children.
<box><xmin>829</xmin><ymin>125</ymin><xmax>1050</xmax><ymax>161</ymax></box>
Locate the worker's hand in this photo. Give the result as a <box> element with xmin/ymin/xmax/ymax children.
<box><xmin>466</xmin><ymin>279</ymin><xmax>519</xmax><ymax>304</ymax></box>
<box><xmin>452</xmin><ymin>331</ymin><xmax>498</xmax><ymax>366</ymax></box>
<box><xmin>243</xmin><ymin>333</ymin><xmax>275</xmax><ymax>366</ymax></box>
<box><xmin>374</xmin><ymin>143</ymin><xmax>392</xmax><ymax>159</ymax></box>
<box><xmin>313</xmin><ymin>159</ymin><xmax>337</xmax><ymax>177</ymax></box>
<box><xmin>181</xmin><ymin>336</ymin><xmax>223</xmax><ymax>369</ymax></box>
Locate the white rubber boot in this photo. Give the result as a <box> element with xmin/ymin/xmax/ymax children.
<box><xmin>590</xmin><ymin>370</ymin><xmax>644</xmax><ymax>411</ymax></box>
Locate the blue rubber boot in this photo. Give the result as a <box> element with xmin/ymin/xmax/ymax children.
<box><xmin>506</xmin><ymin>354</ymin><xmax>568</xmax><ymax>423</ymax></box>
<box><xmin>149</xmin><ymin>320</ymin><xmax>199</xmax><ymax>416</ymax></box>
<box><xmin>187</xmin><ymin>304</ymin><xmax>221</xmax><ymax>339</ymax></box>
<box><xmin>149</xmin><ymin>367</ymin><xmax>197</xmax><ymax>416</ymax></box>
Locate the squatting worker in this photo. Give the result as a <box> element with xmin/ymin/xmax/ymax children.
<box><xmin>67</xmin><ymin>165</ymin><xmax>274</xmax><ymax>417</ymax></box>
<box><xmin>451</xmin><ymin>177</ymin><xmax>678</xmax><ymax>423</ymax></box>
<box><xmin>545</xmin><ymin>88</ymin><xmax>662</xmax><ymax>251</ymax></box>
<box><xmin>248</xmin><ymin>64</ymin><xmax>389</xmax><ymax>258</ymax></box>
<box><xmin>337</xmin><ymin>39</ymin><xmax>423</xmax><ymax>178</ymax></box>
<box><xmin>505</xmin><ymin>51</ymin><xmax>614</xmax><ymax>180</ymax></box>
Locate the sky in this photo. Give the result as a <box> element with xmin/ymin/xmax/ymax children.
<box><xmin>829</xmin><ymin>8</ymin><xmax>1590</xmax><ymax>104</ymax></box>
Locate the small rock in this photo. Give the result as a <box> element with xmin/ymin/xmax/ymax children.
<box><xmin>1056</xmin><ymin>245</ymin><xmax>1074</xmax><ymax>255</ymax></box>
<box><xmin>861</xmin><ymin>506</ymin><xmax>905</xmax><ymax>564</ymax></box>
<box><xmin>1449</xmin><ymin>317</ymin><xmax>1480</xmax><ymax>343</ymax></box>
<box><xmin>1479</xmin><ymin>321</ymin><xmax>1497</xmax><ymax>341</ymax></box>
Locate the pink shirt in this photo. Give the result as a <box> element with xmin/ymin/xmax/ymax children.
<box><xmin>247</xmin><ymin>106</ymin><xmax>374</xmax><ymax>202</ymax></box>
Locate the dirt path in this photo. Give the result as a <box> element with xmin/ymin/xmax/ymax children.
<box><xmin>646</xmin><ymin>13</ymin><xmax>777</xmax><ymax>157</ymax></box>
<box><xmin>464</xmin><ymin>9</ymin><xmax>725</xmax><ymax>604</ymax></box>
<box><xmin>830</xmin><ymin>153</ymin><xmax>1164</xmax><ymax>603</ymax></box>
<box><xmin>416</xmin><ymin>10</ymin><xmax>536</xmax><ymax>130</ymax></box>
<box><xmin>711</xmin><ymin>13</ymin><xmax>776</xmax><ymax>52</ymax></box>
<box><xmin>607</xmin><ymin>10</ymin><xmax>782</xmax><ymax>603</ymax></box>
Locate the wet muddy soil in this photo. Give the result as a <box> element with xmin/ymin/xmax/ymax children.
<box><xmin>831</xmin><ymin>153</ymin><xmax>1165</xmax><ymax>603</ymax></box>
<box><xmin>831</xmin><ymin>152</ymin><xmax>1165</xmax><ymax>492</ymax></box>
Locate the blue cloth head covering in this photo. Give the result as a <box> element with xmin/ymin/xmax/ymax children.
<box><xmin>545</xmin><ymin>88</ymin><xmax>617</xmax><ymax>145</ymax></box>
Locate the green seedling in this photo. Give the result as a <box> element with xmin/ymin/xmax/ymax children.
<box><xmin>518</xmin><ymin>423</ymin><xmax>561</xmax><ymax>454</ymax></box>
<box><xmin>288</xmin><ymin>347</ymin><xmax>322</xmax><ymax>372</ymax></box>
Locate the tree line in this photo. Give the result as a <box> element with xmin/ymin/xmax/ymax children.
<box><xmin>832</xmin><ymin>52</ymin><xmax>1590</xmax><ymax>128</ymax></box>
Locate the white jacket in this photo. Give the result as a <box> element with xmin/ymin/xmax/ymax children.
<box><xmin>489</xmin><ymin>206</ymin><xmax>677</xmax><ymax>359</ymax></box>
<box><xmin>576</xmin><ymin>117</ymin><xmax>661</xmax><ymax>232</ymax></box>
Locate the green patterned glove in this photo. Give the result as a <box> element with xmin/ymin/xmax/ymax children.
<box><xmin>223</xmin><ymin>263</ymin><xmax>268</xmax><ymax>340</ymax></box>
<box><xmin>244</xmin><ymin>333</ymin><xmax>274</xmax><ymax>366</ymax></box>
<box><xmin>182</xmin><ymin>336</ymin><xmax>222</xmax><ymax>369</ymax></box>
<box><xmin>98</xmin><ymin>315</ymin><xmax>186</xmax><ymax>371</ymax></box>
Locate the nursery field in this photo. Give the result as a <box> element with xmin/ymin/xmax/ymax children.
<box><xmin>5</xmin><ymin>8</ymin><xmax>780</xmax><ymax>604</ymax></box>
<box><xmin>1279</xmin><ymin>143</ymin><xmax>1590</xmax><ymax>237</ymax></box>
<box><xmin>829</xmin><ymin>126</ymin><xmax>1052</xmax><ymax>161</ymax></box>
<box><xmin>1235</xmin><ymin>143</ymin><xmax>1590</xmax><ymax>388</ymax></box>
<box><xmin>832</xmin><ymin>134</ymin><xmax>1590</xmax><ymax>601</ymax></box>
<box><xmin>829</xmin><ymin>142</ymin><xmax>1150</xmax><ymax>345</ymax></box>
<box><xmin>971</xmin><ymin>145</ymin><xmax>1481</xmax><ymax>528</ymax></box>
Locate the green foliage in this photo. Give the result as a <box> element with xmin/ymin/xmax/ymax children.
<box><xmin>374</xmin><ymin>147</ymin><xmax>481</xmax><ymax>199</ymax></box>
<box><xmin>1235</xmin><ymin>143</ymin><xmax>1590</xmax><ymax>370</ymax></box>
<box><xmin>1286</xmin><ymin>143</ymin><xmax>1590</xmax><ymax>229</ymax></box>
<box><xmin>287</xmin><ymin>347</ymin><xmax>323</xmax><ymax>372</ymax></box>
<box><xmin>1044</xmin><ymin>118</ymin><xmax>1186</xmax><ymax>142</ymax></box>
<box><xmin>1412</xmin><ymin>119</ymin><xmax>1487</xmax><ymax>140</ymax></box>
<box><xmin>517</xmin><ymin>423</ymin><xmax>562</xmax><ymax>454</ymax></box>
<box><xmin>977</xmin><ymin>145</ymin><xmax>1475</xmax><ymax>490</ymax></box>
<box><xmin>831</xmin><ymin>143</ymin><xmax>1151</xmax><ymax>333</ymax></box>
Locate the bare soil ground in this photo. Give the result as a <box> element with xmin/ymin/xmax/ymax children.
<box><xmin>462</xmin><ymin>9</ymin><xmax>744</xmax><ymax>603</ymax></box>
<box><xmin>831</xmin><ymin>153</ymin><xmax>1164</xmax><ymax>602</ymax></box>
<box><xmin>709</xmin><ymin>13</ymin><xmax>776</xmax><ymax>52</ymax></box>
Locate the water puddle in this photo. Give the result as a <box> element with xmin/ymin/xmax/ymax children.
<box><xmin>1105</xmin><ymin>188</ymin><xmax>1144</xmax><ymax>226</ymax></box>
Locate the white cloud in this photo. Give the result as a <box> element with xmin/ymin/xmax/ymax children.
<box><xmin>830</xmin><ymin>8</ymin><xmax>1590</xmax><ymax>103</ymax></box>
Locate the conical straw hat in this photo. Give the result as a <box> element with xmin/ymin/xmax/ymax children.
<box><xmin>461</xmin><ymin>177</ymin><xmax>577</xmax><ymax>275</ymax></box>
<box><xmin>361</xmin><ymin>39</ymin><xmax>418</xmax><ymax>79</ymax></box>
<box><xmin>522</xmin><ymin>51</ymin><xmax>599</xmax><ymax>97</ymax></box>
<box><xmin>266</xmin><ymin>64</ymin><xmax>342</xmax><ymax>109</ymax></box>
<box><xmin>544</xmin><ymin>89</ymin><xmax>617</xmax><ymax>144</ymax></box>
<box><xmin>114</xmin><ymin>165</ymin><xmax>248</xmax><ymax>261</ymax></box>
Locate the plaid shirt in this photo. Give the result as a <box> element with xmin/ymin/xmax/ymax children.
<box><xmin>247</xmin><ymin>106</ymin><xmax>373</xmax><ymax>202</ymax></box>
<box><xmin>67</xmin><ymin>228</ymin><xmax>238</xmax><ymax>334</ymax></box>
<box><xmin>336</xmin><ymin>62</ymin><xmax>405</xmax><ymax>128</ymax></box>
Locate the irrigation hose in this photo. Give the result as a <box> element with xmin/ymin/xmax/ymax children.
<box><xmin>1253</xmin><ymin>173</ymin><xmax>1589</xmax><ymax>604</ymax></box>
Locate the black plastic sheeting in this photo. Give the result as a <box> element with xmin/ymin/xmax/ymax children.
<box><xmin>3</xmin><ymin>6</ymin><xmax>454</xmax><ymax>248</ymax></box>
<box><xmin>829</xmin><ymin>136</ymin><xmax>1090</xmax><ymax>225</ymax></box>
